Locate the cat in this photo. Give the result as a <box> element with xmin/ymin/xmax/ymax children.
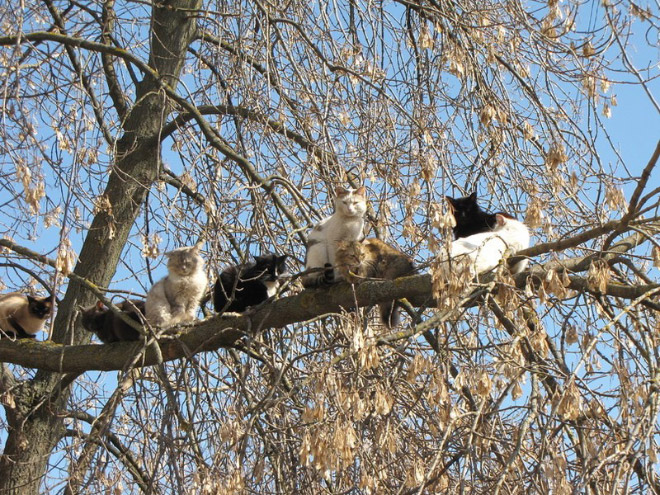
<box><xmin>213</xmin><ymin>253</ymin><xmax>289</xmax><ymax>313</ymax></box>
<box><xmin>0</xmin><ymin>292</ymin><xmax>53</xmax><ymax>339</ymax></box>
<box><xmin>302</xmin><ymin>186</ymin><xmax>367</xmax><ymax>288</ymax></box>
<box><xmin>445</xmin><ymin>190</ymin><xmax>498</xmax><ymax>239</ymax></box>
<box><xmin>335</xmin><ymin>238</ymin><xmax>415</xmax><ymax>327</ymax></box>
<box><xmin>145</xmin><ymin>244</ymin><xmax>208</xmax><ymax>327</ymax></box>
<box><xmin>81</xmin><ymin>299</ymin><xmax>146</xmax><ymax>343</ymax></box>
<box><xmin>443</xmin><ymin>213</ymin><xmax>530</xmax><ymax>277</ymax></box>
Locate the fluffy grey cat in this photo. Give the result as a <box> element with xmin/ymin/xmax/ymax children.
<box><xmin>145</xmin><ymin>244</ymin><xmax>208</xmax><ymax>327</ymax></box>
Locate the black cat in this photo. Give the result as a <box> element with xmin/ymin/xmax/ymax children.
<box><xmin>213</xmin><ymin>253</ymin><xmax>289</xmax><ymax>313</ymax></box>
<box><xmin>445</xmin><ymin>191</ymin><xmax>498</xmax><ymax>239</ymax></box>
<box><xmin>81</xmin><ymin>299</ymin><xmax>146</xmax><ymax>343</ymax></box>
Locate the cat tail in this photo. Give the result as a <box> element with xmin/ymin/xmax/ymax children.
<box><xmin>378</xmin><ymin>301</ymin><xmax>401</xmax><ymax>328</ymax></box>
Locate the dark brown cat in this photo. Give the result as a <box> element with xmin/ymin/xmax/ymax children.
<box><xmin>0</xmin><ymin>292</ymin><xmax>53</xmax><ymax>339</ymax></box>
<box><xmin>81</xmin><ymin>299</ymin><xmax>146</xmax><ymax>344</ymax></box>
<box><xmin>335</xmin><ymin>238</ymin><xmax>415</xmax><ymax>327</ymax></box>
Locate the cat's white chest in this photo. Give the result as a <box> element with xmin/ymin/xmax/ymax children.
<box><xmin>328</xmin><ymin>216</ymin><xmax>364</xmax><ymax>242</ymax></box>
<box><xmin>263</xmin><ymin>280</ymin><xmax>279</xmax><ymax>297</ymax></box>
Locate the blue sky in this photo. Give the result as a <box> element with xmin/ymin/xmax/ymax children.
<box><xmin>0</xmin><ymin>2</ymin><xmax>659</xmax><ymax>491</ymax></box>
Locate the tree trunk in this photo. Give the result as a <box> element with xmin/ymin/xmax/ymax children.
<box><xmin>0</xmin><ymin>1</ymin><xmax>201</xmax><ymax>492</ymax></box>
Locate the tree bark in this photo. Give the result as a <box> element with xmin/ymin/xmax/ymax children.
<box><xmin>0</xmin><ymin>1</ymin><xmax>201</xmax><ymax>493</ymax></box>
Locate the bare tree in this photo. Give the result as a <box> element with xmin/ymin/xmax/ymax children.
<box><xmin>0</xmin><ymin>0</ymin><xmax>659</xmax><ymax>493</ymax></box>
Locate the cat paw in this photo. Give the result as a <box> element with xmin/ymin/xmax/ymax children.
<box><xmin>218</xmin><ymin>310</ymin><xmax>243</xmax><ymax>317</ymax></box>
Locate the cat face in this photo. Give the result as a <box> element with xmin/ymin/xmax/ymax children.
<box><xmin>445</xmin><ymin>191</ymin><xmax>479</xmax><ymax>223</ymax></box>
<box><xmin>166</xmin><ymin>245</ymin><xmax>204</xmax><ymax>276</ymax></box>
<box><xmin>27</xmin><ymin>295</ymin><xmax>53</xmax><ymax>319</ymax></box>
<box><xmin>253</xmin><ymin>253</ymin><xmax>288</xmax><ymax>282</ymax></box>
<box><xmin>81</xmin><ymin>301</ymin><xmax>106</xmax><ymax>329</ymax></box>
<box><xmin>336</xmin><ymin>240</ymin><xmax>363</xmax><ymax>264</ymax></box>
<box><xmin>334</xmin><ymin>186</ymin><xmax>367</xmax><ymax>217</ymax></box>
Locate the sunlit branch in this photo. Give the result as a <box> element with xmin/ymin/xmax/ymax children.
<box><xmin>161</xmin><ymin>104</ymin><xmax>337</xmax><ymax>168</ymax></box>
<box><xmin>100</xmin><ymin>0</ymin><xmax>129</xmax><ymax>121</ymax></box>
<box><xmin>42</xmin><ymin>0</ymin><xmax>115</xmax><ymax>145</ymax></box>
<box><xmin>0</xmin><ymin>262</ymin><xmax>657</xmax><ymax>373</ymax></box>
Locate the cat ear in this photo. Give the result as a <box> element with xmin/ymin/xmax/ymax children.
<box><xmin>96</xmin><ymin>300</ymin><xmax>105</xmax><ymax>310</ymax></box>
<box><xmin>355</xmin><ymin>186</ymin><xmax>366</xmax><ymax>197</ymax></box>
<box><xmin>26</xmin><ymin>295</ymin><xmax>37</xmax><ymax>304</ymax></box>
<box><xmin>335</xmin><ymin>187</ymin><xmax>349</xmax><ymax>197</ymax></box>
<box><xmin>495</xmin><ymin>213</ymin><xmax>506</xmax><ymax>226</ymax></box>
<box><xmin>468</xmin><ymin>191</ymin><xmax>477</xmax><ymax>201</ymax></box>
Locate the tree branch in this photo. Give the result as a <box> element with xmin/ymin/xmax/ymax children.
<box><xmin>63</xmin><ymin>423</ymin><xmax>150</xmax><ymax>492</ymax></box>
<box><xmin>161</xmin><ymin>104</ymin><xmax>336</xmax><ymax>167</ymax></box>
<box><xmin>0</xmin><ymin>265</ymin><xmax>657</xmax><ymax>373</ymax></box>
<box><xmin>41</xmin><ymin>0</ymin><xmax>115</xmax><ymax>145</ymax></box>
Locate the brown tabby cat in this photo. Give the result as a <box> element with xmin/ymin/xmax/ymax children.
<box><xmin>335</xmin><ymin>238</ymin><xmax>415</xmax><ymax>327</ymax></box>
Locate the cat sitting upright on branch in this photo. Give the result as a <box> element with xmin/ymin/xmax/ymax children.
<box><xmin>145</xmin><ymin>244</ymin><xmax>208</xmax><ymax>327</ymax></box>
<box><xmin>302</xmin><ymin>185</ymin><xmax>367</xmax><ymax>288</ymax></box>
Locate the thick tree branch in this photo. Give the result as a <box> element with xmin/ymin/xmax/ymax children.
<box><xmin>0</xmin><ymin>266</ymin><xmax>657</xmax><ymax>373</ymax></box>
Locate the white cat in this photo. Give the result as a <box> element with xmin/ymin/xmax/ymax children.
<box><xmin>444</xmin><ymin>213</ymin><xmax>530</xmax><ymax>277</ymax></box>
<box><xmin>302</xmin><ymin>186</ymin><xmax>367</xmax><ymax>288</ymax></box>
<box><xmin>145</xmin><ymin>244</ymin><xmax>208</xmax><ymax>327</ymax></box>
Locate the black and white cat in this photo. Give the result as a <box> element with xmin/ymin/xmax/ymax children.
<box><xmin>445</xmin><ymin>190</ymin><xmax>498</xmax><ymax>239</ymax></box>
<box><xmin>145</xmin><ymin>244</ymin><xmax>208</xmax><ymax>327</ymax></box>
<box><xmin>0</xmin><ymin>292</ymin><xmax>53</xmax><ymax>339</ymax></box>
<box><xmin>81</xmin><ymin>299</ymin><xmax>146</xmax><ymax>343</ymax></box>
<box><xmin>213</xmin><ymin>253</ymin><xmax>289</xmax><ymax>313</ymax></box>
<box><xmin>302</xmin><ymin>186</ymin><xmax>367</xmax><ymax>288</ymax></box>
<box><xmin>444</xmin><ymin>213</ymin><xmax>530</xmax><ymax>276</ymax></box>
